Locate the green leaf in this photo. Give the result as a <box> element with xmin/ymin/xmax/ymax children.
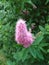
<box><xmin>39</xmin><ymin>25</ymin><xmax>46</xmax><ymax>34</ymax></box>
<box><xmin>45</xmin><ymin>24</ymin><xmax>49</xmax><ymax>32</ymax></box>
<box><xmin>33</xmin><ymin>32</ymin><xmax>44</xmax><ymax>45</ymax></box>
<box><xmin>22</xmin><ymin>49</ymin><xmax>29</xmax><ymax>62</ymax></box>
<box><xmin>13</xmin><ymin>48</ymin><xmax>29</xmax><ymax>62</ymax></box>
<box><xmin>45</xmin><ymin>0</ymin><xmax>49</xmax><ymax>4</ymax></box>
<box><xmin>39</xmin><ymin>43</ymin><xmax>49</xmax><ymax>47</ymax></box>
<box><xmin>13</xmin><ymin>49</ymin><xmax>24</xmax><ymax>61</ymax></box>
<box><xmin>47</xmin><ymin>49</ymin><xmax>49</xmax><ymax>53</ymax></box>
<box><xmin>36</xmin><ymin>48</ymin><xmax>44</xmax><ymax>60</ymax></box>
<box><xmin>0</xmin><ymin>10</ymin><xmax>6</xmax><ymax>19</ymax></box>
<box><xmin>39</xmin><ymin>47</ymin><xmax>47</xmax><ymax>53</ymax></box>
<box><xmin>29</xmin><ymin>46</ymin><xmax>44</xmax><ymax>60</ymax></box>
<box><xmin>6</xmin><ymin>60</ymin><xmax>15</xmax><ymax>65</ymax></box>
<box><xmin>29</xmin><ymin>47</ymin><xmax>36</xmax><ymax>58</ymax></box>
<box><xmin>26</xmin><ymin>0</ymin><xmax>37</xmax><ymax>8</ymax></box>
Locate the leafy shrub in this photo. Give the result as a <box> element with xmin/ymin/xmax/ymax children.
<box><xmin>0</xmin><ymin>0</ymin><xmax>49</xmax><ymax>65</ymax></box>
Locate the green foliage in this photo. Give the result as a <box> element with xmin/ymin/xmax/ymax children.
<box><xmin>45</xmin><ymin>0</ymin><xmax>49</xmax><ymax>4</ymax></box>
<box><xmin>0</xmin><ymin>0</ymin><xmax>49</xmax><ymax>65</ymax></box>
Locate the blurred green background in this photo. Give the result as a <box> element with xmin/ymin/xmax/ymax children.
<box><xmin>0</xmin><ymin>0</ymin><xmax>49</xmax><ymax>65</ymax></box>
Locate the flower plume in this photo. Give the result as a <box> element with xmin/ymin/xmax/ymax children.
<box><xmin>15</xmin><ymin>19</ymin><xmax>35</xmax><ymax>48</ymax></box>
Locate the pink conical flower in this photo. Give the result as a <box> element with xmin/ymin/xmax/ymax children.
<box><xmin>15</xmin><ymin>19</ymin><xmax>35</xmax><ymax>48</ymax></box>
